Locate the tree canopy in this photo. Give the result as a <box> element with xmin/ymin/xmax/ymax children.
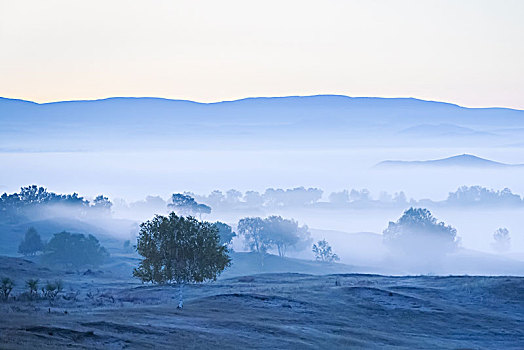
<box><xmin>133</xmin><ymin>213</ymin><xmax>231</xmax><ymax>285</ymax></box>
<box><xmin>383</xmin><ymin>208</ymin><xmax>458</xmax><ymax>253</ymax></box>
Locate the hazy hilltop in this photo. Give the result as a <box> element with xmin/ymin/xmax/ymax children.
<box><xmin>2</xmin><ymin>95</ymin><xmax>524</xmax><ymax>151</ymax></box>
<box><xmin>376</xmin><ymin>154</ymin><xmax>524</xmax><ymax>168</ymax></box>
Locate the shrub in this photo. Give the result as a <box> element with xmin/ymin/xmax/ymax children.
<box><xmin>26</xmin><ymin>278</ymin><xmax>39</xmax><ymax>297</ymax></box>
<box><xmin>1</xmin><ymin>277</ymin><xmax>14</xmax><ymax>301</ymax></box>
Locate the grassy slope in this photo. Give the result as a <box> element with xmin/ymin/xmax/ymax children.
<box><xmin>0</xmin><ymin>255</ymin><xmax>523</xmax><ymax>349</ymax></box>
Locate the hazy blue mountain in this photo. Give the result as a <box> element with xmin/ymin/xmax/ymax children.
<box><xmin>376</xmin><ymin>154</ymin><xmax>524</xmax><ymax>168</ymax></box>
<box><xmin>1</xmin><ymin>95</ymin><xmax>524</xmax><ymax>151</ymax></box>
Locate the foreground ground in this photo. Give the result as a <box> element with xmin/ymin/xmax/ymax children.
<box><xmin>0</xmin><ymin>257</ymin><xmax>523</xmax><ymax>349</ymax></box>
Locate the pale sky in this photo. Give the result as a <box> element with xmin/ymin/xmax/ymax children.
<box><xmin>1</xmin><ymin>0</ymin><xmax>523</xmax><ymax>108</ymax></box>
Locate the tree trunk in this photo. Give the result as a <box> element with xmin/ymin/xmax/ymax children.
<box><xmin>177</xmin><ymin>283</ymin><xmax>184</xmax><ymax>309</ymax></box>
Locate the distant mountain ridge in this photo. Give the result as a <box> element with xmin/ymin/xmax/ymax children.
<box><xmin>376</xmin><ymin>154</ymin><xmax>524</xmax><ymax>168</ymax></box>
<box><xmin>2</xmin><ymin>95</ymin><xmax>524</xmax><ymax>151</ymax></box>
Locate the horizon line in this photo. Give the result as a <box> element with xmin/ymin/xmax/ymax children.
<box><xmin>1</xmin><ymin>94</ymin><xmax>523</xmax><ymax>112</ymax></box>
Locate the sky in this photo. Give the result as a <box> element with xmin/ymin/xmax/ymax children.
<box><xmin>1</xmin><ymin>0</ymin><xmax>523</xmax><ymax>109</ymax></box>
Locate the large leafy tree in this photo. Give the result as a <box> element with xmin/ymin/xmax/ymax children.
<box><xmin>18</xmin><ymin>227</ymin><xmax>44</xmax><ymax>256</ymax></box>
<box><xmin>134</xmin><ymin>213</ymin><xmax>231</xmax><ymax>308</ymax></box>
<box><xmin>41</xmin><ymin>231</ymin><xmax>109</xmax><ymax>267</ymax></box>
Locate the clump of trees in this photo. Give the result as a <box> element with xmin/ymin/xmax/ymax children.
<box><xmin>41</xmin><ymin>231</ymin><xmax>109</xmax><ymax>268</ymax></box>
<box><xmin>447</xmin><ymin>186</ymin><xmax>522</xmax><ymax>206</ymax></box>
<box><xmin>312</xmin><ymin>239</ymin><xmax>339</xmax><ymax>263</ymax></box>
<box><xmin>18</xmin><ymin>227</ymin><xmax>44</xmax><ymax>256</ymax></box>
<box><xmin>191</xmin><ymin>187</ymin><xmax>323</xmax><ymax>210</ymax></box>
<box><xmin>133</xmin><ymin>213</ymin><xmax>231</xmax><ymax>308</ymax></box>
<box><xmin>168</xmin><ymin>193</ymin><xmax>211</xmax><ymax>218</ymax></box>
<box><xmin>492</xmin><ymin>228</ymin><xmax>511</xmax><ymax>252</ymax></box>
<box><xmin>237</xmin><ymin>216</ymin><xmax>312</xmax><ymax>264</ymax></box>
<box><xmin>0</xmin><ymin>185</ymin><xmax>113</xmax><ymax>223</ymax></box>
<box><xmin>383</xmin><ymin>208</ymin><xmax>458</xmax><ymax>254</ymax></box>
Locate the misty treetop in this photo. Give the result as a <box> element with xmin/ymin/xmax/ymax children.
<box><xmin>168</xmin><ymin>193</ymin><xmax>211</xmax><ymax>217</ymax></box>
<box><xmin>447</xmin><ymin>186</ymin><xmax>522</xmax><ymax>206</ymax></box>
<box><xmin>185</xmin><ymin>185</ymin><xmax>524</xmax><ymax>211</ymax></box>
<box><xmin>383</xmin><ymin>208</ymin><xmax>458</xmax><ymax>254</ymax></box>
<box><xmin>238</xmin><ymin>215</ymin><xmax>312</xmax><ymax>261</ymax></box>
<box><xmin>0</xmin><ymin>185</ymin><xmax>113</xmax><ymax>223</ymax></box>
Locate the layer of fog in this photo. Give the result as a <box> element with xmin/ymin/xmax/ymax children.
<box><xmin>2</xmin><ymin>147</ymin><xmax>524</xmax><ymax>200</ymax></box>
<box><xmin>2</xmin><ymin>146</ymin><xmax>524</xmax><ymax>275</ymax></box>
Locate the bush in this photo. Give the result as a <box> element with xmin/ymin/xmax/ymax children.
<box><xmin>1</xmin><ymin>277</ymin><xmax>14</xmax><ymax>301</ymax></box>
<box><xmin>41</xmin><ymin>231</ymin><xmax>109</xmax><ymax>268</ymax></box>
<box><xmin>41</xmin><ymin>280</ymin><xmax>63</xmax><ymax>300</ymax></box>
<box><xmin>26</xmin><ymin>278</ymin><xmax>39</xmax><ymax>298</ymax></box>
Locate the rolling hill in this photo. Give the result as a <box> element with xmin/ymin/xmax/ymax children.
<box><xmin>376</xmin><ymin>154</ymin><xmax>524</xmax><ymax>168</ymax></box>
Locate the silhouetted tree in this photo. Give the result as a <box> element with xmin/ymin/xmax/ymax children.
<box><xmin>312</xmin><ymin>239</ymin><xmax>339</xmax><ymax>262</ymax></box>
<box><xmin>18</xmin><ymin>227</ymin><xmax>44</xmax><ymax>256</ymax></box>
<box><xmin>134</xmin><ymin>213</ymin><xmax>231</xmax><ymax>308</ymax></box>
<box><xmin>91</xmin><ymin>195</ymin><xmax>112</xmax><ymax>215</ymax></box>
<box><xmin>492</xmin><ymin>227</ymin><xmax>510</xmax><ymax>252</ymax></box>
<box><xmin>213</xmin><ymin>222</ymin><xmax>236</xmax><ymax>246</ymax></box>
<box><xmin>41</xmin><ymin>231</ymin><xmax>109</xmax><ymax>267</ymax></box>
